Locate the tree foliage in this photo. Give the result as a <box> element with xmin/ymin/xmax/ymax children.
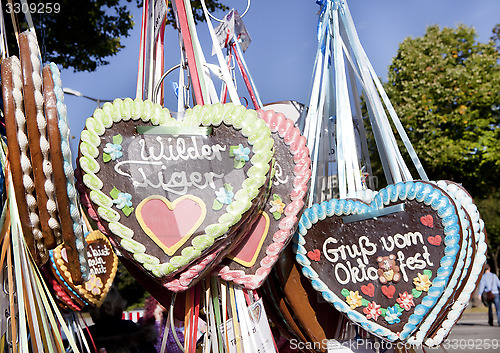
<box><xmin>384</xmin><ymin>24</ymin><xmax>500</xmax><ymax>199</ymax></box>
<box><xmin>382</xmin><ymin>24</ymin><xmax>500</xmax><ymax>269</ymax></box>
<box><xmin>3</xmin><ymin>0</ymin><xmax>227</xmax><ymax>72</ymax></box>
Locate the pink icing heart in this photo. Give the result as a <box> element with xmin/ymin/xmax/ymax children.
<box><xmin>137</xmin><ymin>196</ymin><xmax>205</xmax><ymax>255</ymax></box>
<box><xmin>361</xmin><ymin>283</ymin><xmax>375</xmax><ymax>297</ymax></box>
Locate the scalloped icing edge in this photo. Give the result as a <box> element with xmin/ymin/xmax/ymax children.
<box><xmin>48</xmin><ymin>62</ymin><xmax>90</xmax><ymax>281</ymax></box>
<box><xmin>293</xmin><ymin>181</ymin><xmax>462</xmax><ymax>342</ymax></box>
<box><xmin>50</xmin><ymin>250</ymin><xmax>88</xmax><ymax>307</ymax></box>
<box><xmin>217</xmin><ymin>108</ymin><xmax>312</xmax><ymax>289</ymax></box>
<box><xmin>45</xmin><ymin>270</ymin><xmax>82</xmax><ymax>311</ymax></box>
<box><xmin>407</xmin><ymin>181</ymin><xmax>472</xmax><ymax>345</ymax></box>
<box><xmin>420</xmin><ymin>181</ymin><xmax>487</xmax><ymax>347</ymax></box>
<box><xmin>78</xmin><ymin>101</ymin><xmax>274</xmax><ymax>278</ymax></box>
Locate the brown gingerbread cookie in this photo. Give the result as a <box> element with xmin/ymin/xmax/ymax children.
<box><xmin>42</xmin><ymin>64</ymin><xmax>86</xmax><ymax>284</ymax></box>
<box><xmin>2</xmin><ymin>56</ymin><xmax>41</xmax><ymax>263</ymax></box>
<box><xmin>19</xmin><ymin>31</ymin><xmax>60</xmax><ymax>250</ymax></box>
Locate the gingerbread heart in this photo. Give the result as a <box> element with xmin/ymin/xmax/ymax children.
<box><xmin>294</xmin><ymin>181</ymin><xmax>463</xmax><ymax>342</ymax></box>
<box><xmin>217</xmin><ymin>108</ymin><xmax>311</xmax><ymax>289</ymax></box>
<box><xmin>78</xmin><ymin>101</ymin><xmax>274</xmax><ymax>281</ymax></box>
<box><xmin>50</xmin><ymin>231</ymin><xmax>118</xmax><ymax>307</ymax></box>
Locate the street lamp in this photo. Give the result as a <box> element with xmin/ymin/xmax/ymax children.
<box><xmin>63</xmin><ymin>87</ymin><xmax>114</xmax><ymax>107</ymax></box>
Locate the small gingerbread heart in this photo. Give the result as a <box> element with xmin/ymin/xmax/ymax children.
<box><xmin>50</xmin><ymin>231</ymin><xmax>118</xmax><ymax>307</ymax></box>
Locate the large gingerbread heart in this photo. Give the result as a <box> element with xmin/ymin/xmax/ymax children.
<box><xmin>294</xmin><ymin>181</ymin><xmax>463</xmax><ymax>342</ymax></box>
<box><xmin>50</xmin><ymin>231</ymin><xmax>118</xmax><ymax>307</ymax></box>
<box><xmin>78</xmin><ymin>100</ymin><xmax>274</xmax><ymax>280</ymax></box>
<box><xmin>218</xmin><ymin>109</ymin><xmax>311</xmax><ymax>289</ymax></box>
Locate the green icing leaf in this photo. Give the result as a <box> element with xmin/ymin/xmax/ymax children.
<box><xmin>224</xmin><ymin>183</ymin><xmax>233</xmax><ymax>192</ymax></box>
<box><xmin>341</xmin><ymin>288</ymin><xmax>350</xmax><ymax>297</ymax></box>
<box><xmin>412</xmin><ymin>289</ymin><xmax>423</xmax><ymax>298</ymax></box>
<box><xmin>110</xmin><ymin>187</ymin><xmax>120</xmax><ymax>199</ymax></box>
<box><xmin>380</xmin><ymin>308</ymin><xmax>387</xmax><ymax>317</ymax></box>
<box><xmin>361</xmin><ymin>298</ymin><xmax>370</xmax><ymax>307</ymax></box>
<box><xmin>113</xmin><ymin>134</ymin><xmax>123</xmax><ymax>145</ymax></box>
<box><xmin>423</xmin><ymin>269</ymin><xmax>433</xmax><ymax>279</ymax></box>
<box><xmin>395</xmin><ymin>304</ymin><xmax>404</xmax><ymax>313</ymax></box>
<box><xmin>273</xmin><ymin>194</ymin><xmax>282</xmax><ymax>201</ymax></box>
<box><xmin>273</xmin><ymin>212</ymin><xmax>282</xmax><ymax>220</ymax></box>
<box><xmin>122</xmin><ymin>206</ymin><xmax>133</xmax><ymax>217</ymax></box>
<box><xmin>229</xmin><ymin>145</ymin><xmax>237</xmax><ymax>157</ymax></box>
<box><xmin>103</xmin><ymin>153</ymin><xmax>112</xmax><ymax>163</ymax></box>
<box><xmin>234</xmin><ymin>159</ymin><xmax>245</xmax><ymax>169</ymax></box>
<box><xmin>212</xmin><ymin>199</ymin><xmax>223</xmax><ymax>211</ymax></box>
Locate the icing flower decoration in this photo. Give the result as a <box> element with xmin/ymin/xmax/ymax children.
<box><xmin>215</xmin><ymin>185</ymin><xmax>234</xmax><ymax>205</ymax></box>
<box><xmin>346</xmin><ymin>290</ymin><xmax>363</xmax><ymax>309</ymax></box>
<box><xmin>233</xmin><ymin>144</ymin><xmax>251</xmax><ymax>162</ymax></box>
<box><xmin>413</xmin><ymin>273</ymin><xmax>432</xmax><ymax>292</ymax></box>
<box><xmin>384</xmin><ymin>305</ymin><xmax>402</xmax><ymax>325</ymax></box>
<box><xmin>269</xmin><ymin>196</ymin><xmax>286</xmax><ymax>220</ymax></box>
<box><xmin>103</xmin><ymin>143</ymin><xmax>123</xmax><ymax>160</ymax></box>
<box><xmin>363</xmin><ymin>302</ymin><xmax>381</xmax><ymax>321</ymax></box>
<box><xmin>396</xmin><ymin>291</ymin><xmax>415</xmax><ymax>311</ymax></box>
<box><xmin>270</xmin><ymin>198</ymin><xmax>285</xmax><ymax>213</ymax></box>
<box><xmin>85</xmin><ymin>274</ymin><xmax>103</xmax><ymax>296</ymax></box>
<box><xmin>113</xmin><ymin>192</ymin><xmax>132</xmax><ymax>210</ymax></box>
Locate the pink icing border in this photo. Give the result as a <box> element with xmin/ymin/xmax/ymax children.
<box><xmin>42</xmin><ymin>267</ymin><xmax>82</xmax><ymax>311</ymax></box>
<box><xmin>217</xmin><ymin>109</ymin><xmax>311</xmax><ymax>289</ymax></box>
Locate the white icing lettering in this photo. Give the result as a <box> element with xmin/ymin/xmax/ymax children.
<box><xmin>115</xmin><ymin>161</ymin><xmax>225</xmax><ymax>196</ymax></box>
<box><xmin>422</xmin><ymin>245</ymin><xmax>434</xmax><ymax>266</ymax></box>
<box><xmin>397</xmin><ymin>250</ymin><xmax>428</xmax><ymax>282</ymax></box>
<box><xmin>89</xmin><ymin>263</ymin><xmax>107</xmax><ymax>276</ymax></box>
<box><xmin>273</xmin><ymin>161</ymin><xmax>289</xmax><ymax>186</ymax></box>
<box><xmin>321</xmin><ymin>229</ymin><xmax>437</xmax><ymax>286</ymax></box>
<box><xmin>115</xmin><ymin>136</ymin><xmax>229</xmax><ymax>196</ymax></box>
<box><xmin>331</xmin><ymin>259</ymin><xmax>379</xmax><ymax>284</ymax></box>
<box><xmin>139</xmin><ymin>136</ymin><xmax>226</xmax><ymax>162</ymax></box>
<box><xmin>381</xmin><ymin>232</ymin><xmax>425</xmax><ymax>252</ymax></box>
<box><xmin>323</xmin><ymin>235</ymin><xmax>376</xmax><ymax>265</ymax></box>
<box><xmin>334</xmin><ymin>262</ymin><xmax>350</xmax><ymax>285</ymax></box>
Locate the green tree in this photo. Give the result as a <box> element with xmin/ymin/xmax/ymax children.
<box><xmin>382</xmin><ymin>24</ymin><xmax>500</xmax><ymax>269</ymax></box>
<box><xmin>3</xmin><ymin>0</ymin><xmax>227</xmax><ymax>72</ymax></box>
<box><xmin>384</xmin><ymin>24</ymin><xmax>500</xmax><ymax>198</ymax></box>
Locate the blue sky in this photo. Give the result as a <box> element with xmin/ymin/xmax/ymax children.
<box><xmin>60</xmin><ymin>0</ymin><xmax>500</xmax><ymax>151</ymax></box>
